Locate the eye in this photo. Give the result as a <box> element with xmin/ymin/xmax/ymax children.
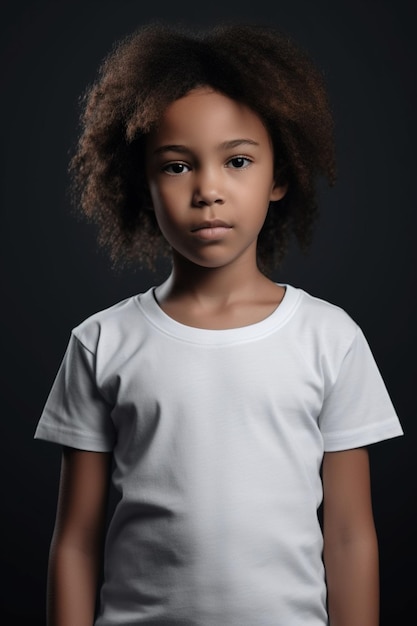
<box><xmin>226</xmin><ymin>156</ymin><xmax>252</xmax><ymax>169</ymax></box>
<box><xmin>162</xmin><ymin>162</ymin><xmax>190</xmax><ymax>175</ymax></box>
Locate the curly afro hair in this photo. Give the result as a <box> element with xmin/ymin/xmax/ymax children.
<box><xmin>69</xmin><ymin>21</ymin><xmax>336</xmax><ymax>275</ymax></box>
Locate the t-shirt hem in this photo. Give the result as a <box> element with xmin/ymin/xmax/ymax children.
<box><xmin>34</xmin><ymin>422</ymin><xmax>114</xmax><ymax>452</ymax></box>
<box><xmin>323</xmin><ymin>418</ymin><xmax>404</xmax><ymax>451</ymax></box>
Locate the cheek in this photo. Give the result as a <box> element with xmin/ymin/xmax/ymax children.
<box><xmin>244</xmin><ymin>179</ymin><xmax>274</xmax><ymax>218</ymax></box>
<box><xmin>147</xmin><ymin>179</ymin><xmax>163</xmax><ymax>208</ymax></box>
<box><xmin>149</xmin><ymin>189</ymin><xmax>186</xmax><ymax>240</ymax></box>
<box><xmin>151</xmin><ymin>208</ymin><xmax>178</xmax><ymax>249</ymax></box>
<box><xmin>149</xmin><ymin>178</ymin><xmax>184</xmax><ymax>209</ymax></box>
<box><xmin>148</xmin><ymin>189</ymin><xmax>172</xmax><ymax>230</ymax></box>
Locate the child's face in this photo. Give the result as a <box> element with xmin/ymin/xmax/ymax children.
<box><xmin>146</xmin><ymin>87</ymin><xmax>286</xmax><ymax>270</ymax></box>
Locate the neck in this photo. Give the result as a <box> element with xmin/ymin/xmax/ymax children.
<box><xmin>162</xmin><ymin>251</ymin><xmax>269</xmax><ymax>305</ymax></box>
<box><xmin>153</xmin><ymin>249</ymin><xmax>285</xmax><ymax>330</ymax></box>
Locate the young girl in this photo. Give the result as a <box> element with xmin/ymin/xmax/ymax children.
<box><xmin>35</xmin><ymin>22</ymin><xmax>403</xmax><ymax>626</ymax></box>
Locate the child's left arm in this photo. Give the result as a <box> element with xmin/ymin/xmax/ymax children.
<box><xmin>322</xmin><ymin>447</ymin><xmax>379</xmax><ymax>626</ymax></box>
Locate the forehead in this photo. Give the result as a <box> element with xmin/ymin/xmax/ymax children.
<box><xmin>147</xmin><ymin>87</ymin><xmax>272</xmax><ymax>150</ymax></box>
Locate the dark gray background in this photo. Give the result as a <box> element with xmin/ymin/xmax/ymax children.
<box><xmin>1</xmin><ymin>1</ymin><xmax>415</xmax><ymax>623</ymax></box>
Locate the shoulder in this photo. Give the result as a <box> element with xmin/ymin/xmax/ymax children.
<box><xmin>287</xmin><ymin>284</ymin><xmax>360</xmax><ymax>356</ymax></box>
<box><xmin>296</xmin><ymin>287</ymin><xmax>357</xmax><ymax>329</ymax></box>
<box><xmin>71</xmin><ymin>288</ymin><xmax>153</xmax><ymax>354</ymax></box>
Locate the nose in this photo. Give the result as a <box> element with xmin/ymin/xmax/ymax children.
<box><xmin>192</xmin><ymin>167</ymin><xmax>225</xmax><ymax>208</ymax></box>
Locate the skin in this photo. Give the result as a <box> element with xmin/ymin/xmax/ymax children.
<box><xmin>47</xmin><ymin>448</ymin><xmax>111</xmax><ymax>626</ymax></box>
<box><xmin>323</xmin><ymin>449</ymin><xmax>379</xmax><ymax>626</ymax></box>
<box><xmin>145</xmin><ymin>87</ymin><xmax>287</xmax><ymax>329</ymax></box>
<box><xmin>47</xmin><ymin>88</ymin><xmax>379</xmax><ymax>625</ymax></box>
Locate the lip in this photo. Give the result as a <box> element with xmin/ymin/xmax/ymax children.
<box><xmin>191</xmin><ymin>219</ymin><xmax>232</xmax><ymax>232</ymax></box>
<box><xmin>190</xmin><ymin>219</ymin><xmax>233</xmax><ymax>241</ymax></box>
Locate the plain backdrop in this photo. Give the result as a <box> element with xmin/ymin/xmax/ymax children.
<box><xmin>1</xmin><ymin>1</ymin><xmax>415</xmax><ymax>624</ymax></box>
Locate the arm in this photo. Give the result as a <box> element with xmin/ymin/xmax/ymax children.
<box><xmin>322</xmin><ymin>447</ymin><xmax>379</xmax><ymax>626</ymax></box>
<box><xmin>47</xmin><ymin>446</ymin><xmax>112</xmax><ymax>626</ymax></box>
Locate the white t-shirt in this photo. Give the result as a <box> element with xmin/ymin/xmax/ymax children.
<box><xmin>35</xmin><ymin>284</ymin><xmax>403</xmax><ymax>626</ymax></box>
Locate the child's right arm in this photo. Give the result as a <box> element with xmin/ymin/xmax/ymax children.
<box><xmin>47</xmin><ymin>447</ymin><xmax>112</xmax><ymax>626</ymax></box>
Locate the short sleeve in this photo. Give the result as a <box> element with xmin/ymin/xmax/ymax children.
<box><xmin>34</xmin><ymin>332</ymin><xmax>116</xmax><ymax>451</ymax></box>
<box><xmin>319</xmin><ymin>326</ymin><xmax>403</xmax><ymax>451</ymax></box>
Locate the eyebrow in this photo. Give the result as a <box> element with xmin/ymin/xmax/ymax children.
<box><xmin>152</xmin><ymin>139</ymin><xmax>260</xmax><ymax>156</ymax></box>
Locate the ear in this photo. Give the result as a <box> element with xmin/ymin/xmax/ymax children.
<box><xmin>270</xmin><ymin>181</ymin><xmax>288</xmax><ymax>202</ymax></box>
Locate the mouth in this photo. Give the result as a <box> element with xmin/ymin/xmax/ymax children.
<box><xmin>190</xmin><ymin>219</ymin><xmax>233</xmax><ymax>241</ymax></box>
<box><xmin>191</xmin><ymin>219</ymin><xmax>232</xmax><ymax>233</ymax></box>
